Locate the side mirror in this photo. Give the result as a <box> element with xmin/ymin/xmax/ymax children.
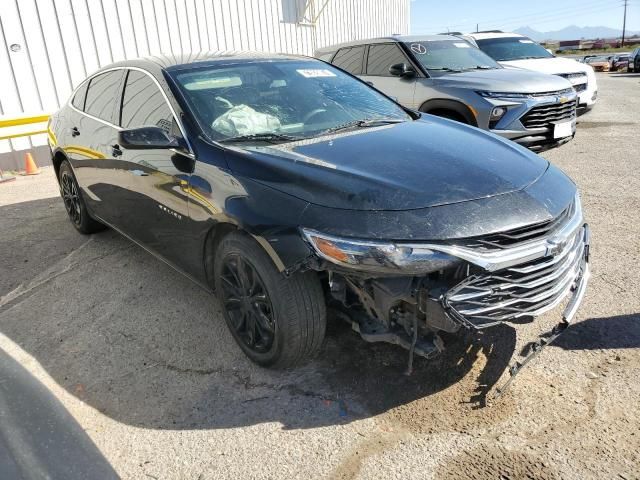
<box><xmin>118</xmin><ymin>126</ymin><xmax>180</xmax><ymax>150</ymax></box>
<box><xmin>388</xmin><ymin>63</ymin><xmax>416</xmax><ymax>78</ymax></box>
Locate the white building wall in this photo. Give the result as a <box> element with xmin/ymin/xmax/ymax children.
<box><xmin>0</xmin><ymin>0</ymin><xmax>410</xmax><ymax>154</ymax></box>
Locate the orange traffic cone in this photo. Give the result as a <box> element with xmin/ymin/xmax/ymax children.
<box><xmin>24</xmin><ymin>152</ymin><xmax>40</xmax><ymax>175</ymax></box>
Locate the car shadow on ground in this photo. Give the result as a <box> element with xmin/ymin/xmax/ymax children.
<box><xmin>0</xmin><ymin>197</ymin><xmax>621</xmax><ymax>432</ymax></box>
<box><xmin>553</xmin><ymin>313</ymin><xmax>640</xmax><ymax>350</ymax></box>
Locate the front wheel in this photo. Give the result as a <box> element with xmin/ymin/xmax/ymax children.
<box><xmin>214</xmin><ymin>232</ymin><xmax>326</xmax><ymax>368</ymax></box>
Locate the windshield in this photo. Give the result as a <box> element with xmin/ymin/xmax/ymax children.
<box><xmin>170</xmin><ymin>60</ymin><xmax>410</xmax><ymax>143</ymax></box>
<box><xmin>475</xmin><ymin>37</ymin><xmax>554</xmax><ymax>61</ymax></box>
<box><xmin>405</xmin><ymin>40</ymin><xmax>500</xmax><ymax>75</ymax></box>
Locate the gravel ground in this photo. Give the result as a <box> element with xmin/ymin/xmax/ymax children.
<box><xmin>1</xmin><ymin>72</ymin><xmax>639</xmax><ymax>480</ymax></box>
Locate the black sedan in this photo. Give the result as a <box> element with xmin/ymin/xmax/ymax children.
<box><xmin>49</xmin><ymin>53</ymin><xmax>590</xmax><ymax>373</ymax></box>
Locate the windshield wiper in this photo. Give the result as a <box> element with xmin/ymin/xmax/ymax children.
<box><xmin>427</xmin><ymin>67</ymin><xmax>462</xmax><ymax>73</ymax></box>
<box><xmin>321</xmin><ymin>118</ymin><xmax>406</xmax><ymax>135</ymax></box>
<box><xmin>470</xmin><ymin>65</ymin><xmax>495</xmax><ymax>70</ymax></box>
<box><xmin>220</xmin><ymin>133</ymin><xmax>302</xmax><ymax>144</ymax></box>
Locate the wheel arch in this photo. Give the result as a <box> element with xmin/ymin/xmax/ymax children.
<box><xmin>203</xmin><ymin>223</ymin><xmax>288</xmax><ymax>290</ymax></box>
<box><xmin>419</xmin><ymin>99</ymin><xmax>478</xmax><ymax>127</ymax></box>
<box><xmin>51</xmin><ymin>148</ymin><xmax>68</xmax><ymax>182</ymax></box>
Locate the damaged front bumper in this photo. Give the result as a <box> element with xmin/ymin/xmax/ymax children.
<box><xmin>303</xmin><ymin>193</ymin><xmax>590</xmax><ymax>386</ymax></box>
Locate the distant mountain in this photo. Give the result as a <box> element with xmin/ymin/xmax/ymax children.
<box><xmin>513</xmin><ymin>25</ymin><xmax>640</xmax><ymax>41</ymax></box>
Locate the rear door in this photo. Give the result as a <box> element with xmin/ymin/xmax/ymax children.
<box><xmin>360</xmin><ymin>43</ymin><xmax>417</xmax><ymax>109</ymax></box>
<box><xmin>115</xmin><ymin>69</ymin><xmax>194</xmax><ymax>268</ymax></box>
<box><xmin>66</xmin><ymin>70</ymin><xmax>125</xmax><ymax>221</ymax></box>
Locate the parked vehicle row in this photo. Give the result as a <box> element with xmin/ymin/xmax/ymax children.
<box><xmin>49</xmin><ymin>45</ymin><xmax>590</xmax><ymax>379</ymax></box>
<box><xmin>317</xmin><ymin>34</ymin><xmax>579</xmax><ymax>151</ymax></box>
<box><xmin>464</xmin><ymin>31</ymin><xmax>598</xmax><ymax>112</ymax></box>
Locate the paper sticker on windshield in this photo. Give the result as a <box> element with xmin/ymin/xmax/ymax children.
<box><xmin>410</xmin><ymin>43</ymin><xmax>427</xmax><ymax>54</ymax></box>
<box><xmin>453</xmin><ymin>42</ymin><xmax>471</xmax><ymax>48</ymax></box>
<box><xmin>519</xmin><ymin>39</ymin><xmax>534</xmax><ymax>44</ymax></box>
<box><xmin>296</xmin><ymin>69</ymin><xmax>336</xmax><ymax>78</ymax></box>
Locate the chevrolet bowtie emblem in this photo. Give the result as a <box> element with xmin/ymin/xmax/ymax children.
<box><xmin>558</xmin><ymin>96</ymin><xmax>569</xmax><ymax>104</ymax></box>
<box><xmin>545</xmin><ymin>238</ymin><xmax>566</xmax><ymax>257</ymax></box>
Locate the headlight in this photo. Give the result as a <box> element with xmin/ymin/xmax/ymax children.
<box><xmin>477</xmin><ymin>91</ymin><xmax>530</xmax><ymax>100</ymax></box>
<box><xmin>301</xmin><ymin>229</ymin><xmax>462</xmax><ymax>274</ymax></box>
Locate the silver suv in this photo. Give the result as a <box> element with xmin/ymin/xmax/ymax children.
<box><xmin>316</xmin><ymin>35</ymin><xmax>578</xmax><ymax>151</ymax></box>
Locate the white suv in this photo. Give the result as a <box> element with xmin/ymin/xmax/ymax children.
<box><xmin>465</xmin><ymin>32</ymin><xmax>597</xmax><ymax>113</ymax></box>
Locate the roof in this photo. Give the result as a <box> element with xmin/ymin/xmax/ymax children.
<box><xmin>95</xmin><ymin>51</ymin><xmax>312</xmax><ymax>77</ymax></box>
<box><xmin>315</xmin><ymin>34</ymin><xmax>464</xmax><ymax>53</ymax></box>
<box><xmin>466</xmin><ymin>32</ymin><xmax>527</xmax><ymax>40</ymax></box>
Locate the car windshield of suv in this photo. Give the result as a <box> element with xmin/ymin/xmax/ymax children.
<box><xmin>404</xmin><ymin>40</ymin><xmax>501</xmax><ymax>76</ymax></box>
<box><xmin>475</xmin><ymin>37</ymin><xmax>554</xmax><ymax>61</ymax></box>
<box><xmin>170</xmin><ymin>60</ymin><xmax>410</xmax><ymax>143</ymax></box>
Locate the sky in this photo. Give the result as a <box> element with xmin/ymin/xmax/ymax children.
<box><xmin>410</xmin><ymin>0</ymin><xmax>640</xmax><ymax>34</ymax></box>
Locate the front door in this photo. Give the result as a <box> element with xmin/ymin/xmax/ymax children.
<box><xmin>113</xmin><ymin>69</ymin><xmax>194</xmax><ymax>269</ymax></box>
<box><xmin>360</xmin><ymin>43</ymin><xmax>417</xmax><ymax>109</ymax></box>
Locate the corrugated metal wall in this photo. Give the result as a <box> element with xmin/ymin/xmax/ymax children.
<box><xmin>0</xmin><ymin>0</ymin><xmax>409</xmax><ymax>155</ymax></box>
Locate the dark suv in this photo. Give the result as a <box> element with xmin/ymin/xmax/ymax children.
<box><xmin>628</xmin><ymin>47</ymin><xmax>640</xmax><ymax>73</ymax></box>
<box><xmin>49</xmin><ymin>53</ymin><xmax>589</xmax><ymax>382</ymax></box>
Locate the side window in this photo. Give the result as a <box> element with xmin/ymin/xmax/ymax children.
<box><xmin>120</xmin><ymin>70</ymin><xmax>174</xmax><ymax>134</ymax></box>
<box><xmin>366</xmin><ymin>43</ymin><xmax>408</xmax><ymax>76</ymax></box>
<box><xmin>331</xmin><ymin>46</ymin><xmax>365</xmax><ymax>75</ymax></box>
<box><xmin>84</xmin><ymin>71</ymin><xmax>124</xmax><ymax>122</ymax></box>
<box><xmin>71</xmin><ymin>82</ymin><xmax>88</xmax><ymax>111</ymax></box>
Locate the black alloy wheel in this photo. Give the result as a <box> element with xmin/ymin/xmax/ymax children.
<box><xmin>58</xmin><ymin>160</ymin><xmax>105</xmax><ymax>234</ymax></box>
<box><xmin>213</xmin><ymin>232</ymin><xmax>326</xmax><ymax>368</ymax></box>
<box><xmin>61</xmin><ymin>171</ymin><xmax>82</xmax><ymax>226</ymax></box>
<box><xmin>220</xmin><ymin>254</ymin><xmax>275</xmax><ymax>353</ymax></box>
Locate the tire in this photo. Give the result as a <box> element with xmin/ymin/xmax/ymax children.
<box><xmin>426</xmin><ymin>110</ymin><xmax>467</xmax><ymax>124</ymax></box>
<box><xmin>214</xmin><ymin>232</ymin><xmax>326</xmax><ymax>368</ymax></box>
<box><xmin>58</xmin><ymin>160</ymin><xmax>105</xmax><ymax>234</ymax></box>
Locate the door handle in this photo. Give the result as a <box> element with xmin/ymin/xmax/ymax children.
<box><xmin>111</xmin><ymin>144</ymin><xmax>123</xmax><ymax>157</ymax></box>
<box><xmin>71</xmin><ymin>127</ymin><xmax>80</xmax><ymax>137</ymax></box>
<box><xmin>129</xmin><ymin>169</ymin><xmax>148</xmax><ymax>176</ymax></box>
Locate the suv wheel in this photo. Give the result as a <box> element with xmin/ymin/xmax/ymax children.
<box><xmin>214</xmin><ymin>232</ymin><xmax>326</xmax><ymax>368</ymax></box>
<box><xmin>59</xmin><ymin>160</ymin><xmax>105</xmax><ymax>234</ymax></box>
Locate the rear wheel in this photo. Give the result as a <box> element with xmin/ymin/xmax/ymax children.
<box><xmin>59</xmin><ymin>160</ymin><xmax>105</xmax><ymax>234</ymax></box>
<box><xmin>214</xmin><ymin>232</ymin><xmax>326</xmax><ymax>368</ymax></box>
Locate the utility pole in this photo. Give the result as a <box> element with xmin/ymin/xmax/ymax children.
<box><xmin>476</xmin><ymin>23</ymin><xmax>479</xmax><ymax>33</ymax></box>
<box><xmin>622</xmin><ymin>0</ymin><xmax>628</xmax><ymax>47</ymax></box>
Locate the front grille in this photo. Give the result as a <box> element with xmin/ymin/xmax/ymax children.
<box><xmin>529</xmin><ymin>88</ymin><xmax>575</xmax><ymax>98</ymax></box>
<box><xmin>520</xmin><ymin>100</ymin><xmax>577</xmax><ymax>129</ymax></box>
<box><xmin>453</xmin><ymin>201</ymin><xmax>575</xmax><ymax>252</ymax></box>
<box><xmin>446</xmin><ymin>226</ymin><xmax>586</xmax><ymax>328</ymax></box>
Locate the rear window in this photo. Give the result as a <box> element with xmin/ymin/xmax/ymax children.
<box><xmin>84</xmin><ymin>71</ymin><xmax>124</xmax><ymax>122</ymax></box>
<box><xmin>331</xmin><ymin>46</ymin><xmax>365</xmax><ymax>75</ymax></box>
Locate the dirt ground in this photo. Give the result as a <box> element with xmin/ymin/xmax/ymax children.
<box><xmin>1</xmin><ymin>72</ymin><xmax>639</xmax><ymax>479</ymax></box>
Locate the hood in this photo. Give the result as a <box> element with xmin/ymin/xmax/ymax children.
<box><xmin>432</xmin><ymin>67</ymin><xmax>572</xmax><ymax>93</ymax></box>
<box><xmin>224</xmin><ymin>118</ymin><xmax>549</xmax><ymax>211</ymax></box>
<box><xmin>500</xmin><ymin>56</ymin><xmax>592</xmax><ymax>75</ymax></box>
